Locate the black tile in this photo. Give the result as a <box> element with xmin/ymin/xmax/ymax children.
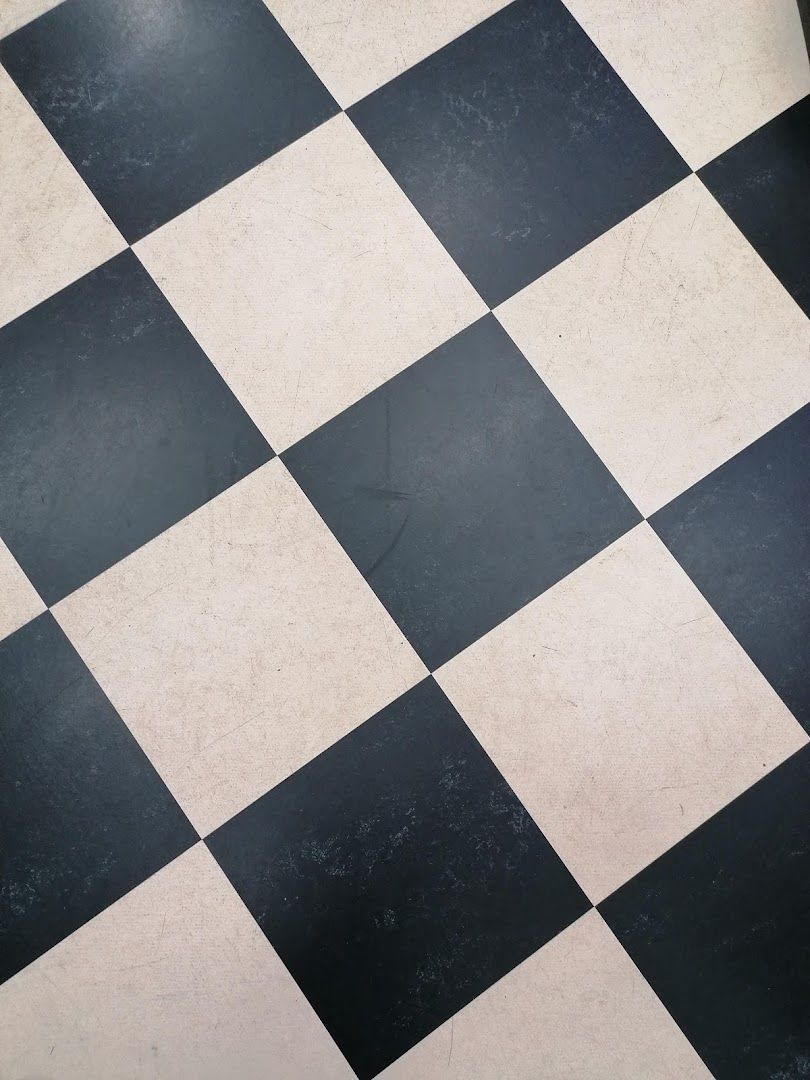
<box><xmin>348</xmin><ymin>0</ymin><xmax>688</xmax><ymax>307</ymax></box>
<box><xmin>0</xmin><ymin>250</ymin><xmax>271</xmax><ymax>606</ymax></box>
<box><xmin>207</xmin><ymin>677</ymin><xmax>589</xmax><ymax>1079</ymax></box>
<box><xmin>0</xmin><ymin>0</ymin><xmax>338</xmax><ymax>242</ymax></box>
<box><xmin>699</xmin><ymin>95</ymin><xmax>810</xmax><ymax>317</ymax></box>
<box><xmin>284</xmin><ymin>315</ymin><xmax>639</xmax><ymax>670</ymax></box>
<box><xmin>651</xmin><ymin>405</ymin><xmax>810</xmax><ymax>733</ymax></box>
<box><xmin>0</xmin><ymin>613</ymin><xmax>196</xmax><ymax>986</ymax></box>
<box><xmin>600</xmin><ymin>744</ymin><xmax>810</xmax><ymax>1080</ymax></box>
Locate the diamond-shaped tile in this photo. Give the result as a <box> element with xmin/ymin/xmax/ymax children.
<box><xmin>437</xmin><ymin>523</ymin><xmax>806</xmax><ymax>901</ymax></box>
<box><xmin>54</xmin><ymin>459</ymin><xmax>426</xmax><ymax>836</ymax></box>
<box><xmin>0</xmin><ymin>0</ymin><xmax>338</xmax><ymax>241</ymax></box>
<box><xmin>0</xmin><ymin>250</ymin><xmax>272</xmax><ymax>605</ymax></box>
<box><xmin>136</xmin><ymin>113</ymin><xmax>485</xmax><ymax>452</ymax></box>
<box><xmin>285</xmin><ymin>314</ymin><xmax>640</xmax><ymax>670</ymax></box>
<box><xmin>208</xmin><ymin>677</ymin><xmax>589</xmax><ymax>1079</ymax></box>
<box><xmin>349</xmin><ymin>0</ymin><xmax>687</xmax><ymax>306</ymax></box>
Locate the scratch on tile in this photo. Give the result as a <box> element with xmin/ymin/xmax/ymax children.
<box><xmin>366</xmin><ymin>512</ymin><xmax>411</xmax><ymax>578</ymax></box>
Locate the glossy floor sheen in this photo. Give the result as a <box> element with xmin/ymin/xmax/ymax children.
<box><xmin>0</xmin><ymin>4</ymin><xmax>808</xmax><ymax>1080</ymax></box>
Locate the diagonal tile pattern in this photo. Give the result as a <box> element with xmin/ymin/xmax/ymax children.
<box><xmin>1</xmin><ymin>0</ymin><xmax>808</xmax><ymax>1076</ymax></box>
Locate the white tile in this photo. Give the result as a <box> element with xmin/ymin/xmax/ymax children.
<box><xmin>497</xmin><ymin>175</ymin><xmax>810</xmax><ymax>516</ymax></box>
<box><xmin>0</xmin><ymin>66</ymin><xmax>126</xmax><ymax>329</ymax></box>
<box><xmin>0</xmin><ymin>0</ymin><xmax>61</xmax><ymax>38</ymax></box>
<box><xmin>0</xmin><ymin>843</ymin><xmax>354</xmax><ymax>1080</ymax></box>
<box><xmin>0</xmin><ymin>537</ymin><xmax>45</xmax><ymax>642</ymax></box>
<box><xmin>564</xmin><ymin>0</ymin><xmax>810</xmax><ymax>168</ymax></box>
<box><xmin>268</xmin><ymin>0</ymin><xmax>508</xmax><ymax>108</ymax></box>
<box><xmin>381</xmin><ymin>909</ymin><xmax>711</xmax><ymax>1079</ymax></box>
<box><xmin>436</xmin><ymin>523</ymin><xmax>807</xmax><ymax>903</ymax></box>
<box><xmin>135</xmin><ymin>113</ymin><xmax>485</xmax><ymax>453</ymax></box>
<box><xmin>53</xmin><ymin>459</ymin><xmax>427</xmax><ymax>835</ymax></box>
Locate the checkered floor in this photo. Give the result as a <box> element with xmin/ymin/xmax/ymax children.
<box><xmin>1</xmin><ymin>2</ymin><xmax>809</xmax><ymax>1077</ymax></box>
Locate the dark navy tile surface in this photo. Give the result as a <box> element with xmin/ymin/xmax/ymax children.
<box><xmin>0</xmin><ymin>249</ymin><xmax>272</xmax><ymax>606</ymax></box>
<box><xmin>601</xmin><ymin>743</ymin><xmax>810</xmax><ymax>1080</ymax></box>
<box><xmin>699</xmin><ymin>95</ymin><xmax>810</xmax><ymax>317</ymax></box>
<box><xmin>651</xmin><ymin>405</ymin><xmax>810</xmax><ymax>733</ymax></box>
<box><xmin>0</xmin><ymin>612</ymin><xmax>196</xmax><ymax>986</ymax></box>
<box><xmin>207</xmin><ymin>677</ymin><xmax>589</xmax><ymax>1080</ymax></box>
<box><xmin>284</xmin><ymin>314</ymin><xmax>640</xmax><ymax>670</ymax></box>
<box><xmin>348</xmin><ymin>0</ymin><xmax>689</xmax><ymax>307</ymax></box>
<box><xmin>0</xmin><ymin>0</ymin><xmax>339</xmax><ymax>241</ymax></box>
